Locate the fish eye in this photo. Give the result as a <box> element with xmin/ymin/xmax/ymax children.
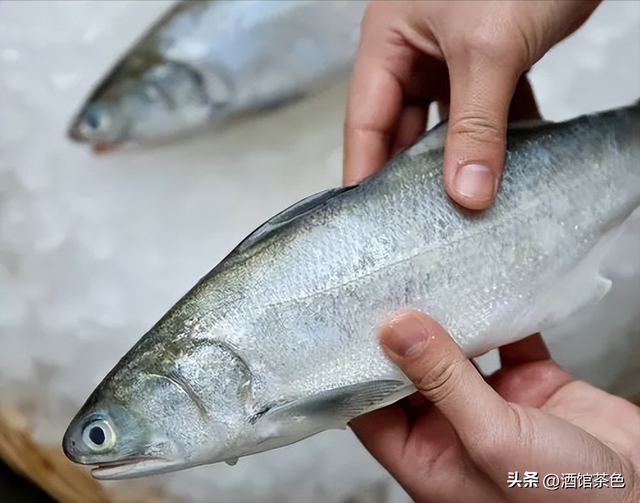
<box><xmin>86</xmin><ymin>111</ymin><xmax>101</xmax><ymax>129</ymax></box>
<box><xmin>87</xmin><ymin>106</ymin><xmax>110</xmax><ymax>130</ymax></box>
<box><xmin>82</xmin><ymin>418</ymin><xmax>116</xmax><ymax>452</ymax></box>
<box><xmin>81</xmin><ymin>104</ymin><xmax>112</xmax><ymax>134</ymax></box>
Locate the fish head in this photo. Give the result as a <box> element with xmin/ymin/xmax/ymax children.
<box><xmin>63</xmin><ymin>333</ymin><xmax>253</xmax><ymax>479</ymax></box>
<box><xmin>68</xmin><ymin>54</ymin><xmax>212</xmax><ymax>148</ymax></box>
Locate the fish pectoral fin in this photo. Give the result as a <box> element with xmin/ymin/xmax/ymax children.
<box><xmin>260</xmin><ymin>380</ymin><xmax>410</xmax><ymax>430</ymax></box>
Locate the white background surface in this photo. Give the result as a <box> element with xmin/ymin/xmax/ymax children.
<box><xmin>1</xmin><ymin>1</ymin><xmax>638</xmax><ymax>502</ymax></box>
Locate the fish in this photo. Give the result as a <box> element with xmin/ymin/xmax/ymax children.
<box><xmin>63</xmin><ymin>101</ymin><xmax>640</xmax><ymax>479</ymax></box>
<box><xmin>67</xmin><ymin>0</ymin><xmax>366</xmax><ymax>149</ymax></box>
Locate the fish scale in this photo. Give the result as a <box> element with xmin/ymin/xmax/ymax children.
<box><xmin>64</xmin><ymin>101</ymin><xmax>640</xmax><ymax>479</ymax></box>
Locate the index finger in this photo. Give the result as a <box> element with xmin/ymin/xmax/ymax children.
<box><xmin>343</xmin><ymin>58</ymin><xmax>405</xmax><ymax>185</ymax></box>
<box><xmin>342</xmin><ymin>16</ymin><xmax>409</xmax><ymax>185</ymax></box>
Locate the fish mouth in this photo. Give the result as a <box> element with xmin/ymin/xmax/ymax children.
<box><xmin>91</xmin><ymin>457</ymin><xmax>180</xmax><ymax>480</ymax></box>
<box><xmin>67</xmin><ymin>126</ymin><xmax>83</xmax><ymax>142</ymax></box>
<box><xmin>91</xmin><ymin>143</ymin><xmax>120</xmax><ymax>154</ymax></box>
<box><xmin>67</xmin><ymin>122</ymin><xmax>120</xmax><ymax>153</ymax></box>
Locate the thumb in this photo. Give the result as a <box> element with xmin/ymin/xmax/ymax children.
<box><xmin>443</xmin><ymin>60</ymin><xmax>523</xmax><ymax>211</ymax></box>
<box><xmin>380</xmin><ymin>310</ymin><xmax>512</xmax><ymax>445</ymax></box>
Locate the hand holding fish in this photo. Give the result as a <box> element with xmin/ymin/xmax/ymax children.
<box><xmin>351</xmin><ymin>310</ymin><xmax>640</xmax><ymax>502</ymax></box>
<box><xmin>343</xmin><ymin>0</ymin><xmax>601</xmax><ymax>209</ymax></box>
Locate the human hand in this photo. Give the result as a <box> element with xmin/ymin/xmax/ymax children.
<box><xmin>343</xmin><ymin>1</ymin><xmax>601</xmax><ymax>210</ymax></box>
<box><xmin>350</xmin><ymin>310</ymin><xmax>640</xmax><ymax>502</ymax></box>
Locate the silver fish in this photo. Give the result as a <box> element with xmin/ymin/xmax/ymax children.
<box><xmin>63</xmin><ymin>102</ymin><xmax>640</xmax><ymax>478</ymax></box>
<box><xmin>67</xmin><ymin>0</ymin><xmax>365</xmax><ymax>149</ymax></box>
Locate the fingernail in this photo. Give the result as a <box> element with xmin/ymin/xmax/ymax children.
<box><xmin>454</xmin><ymin>164</ymin><xmax>496</xmax><ymax>201</ymax></box>
<box><xmin>380</xmin><ymin>312</ymin><xmax>430</xmax><ymax>358</ymax></box>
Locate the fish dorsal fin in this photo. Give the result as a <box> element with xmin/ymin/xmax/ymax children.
<box><xmin>507</xmin><ymin>118</ymin><xmax>554</xmax><ymax>130</ymax></box>
<box><xmin>403</xmin><ymin>120</ymin><xmax>448</xmax><ymax>158</ymax></box>
<box><xmin>233</xmin><ymin>186</ymin><xmax>356</xmax><ymax>254</ymax></box>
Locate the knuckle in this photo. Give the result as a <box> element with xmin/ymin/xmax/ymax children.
<box><xmin>459</xmin><ymin>25</ymin><xmax>511</xmax><ymax>62</ymax></box>
<box><xmin>413</xmin><ymin>357</ymin><xmax>464</xmax><ymax>403</ymax></box>
<box><xmin>504</xmin><ymin>404</ymin><xmax>533</xmax><ymax>448</ymax></box>
<box><xmin>346</xmin><ymin>119</ymin><xmax>393</xmax><ymax>144</ymax></box>
<box><xmin>449</xmin><ymin>115</ymin><xmax>505</xmax><ymax>148</ymax></box>
<box><xmin>468</xmin><ymin>404</ymin><xmax>534</xmax><ymax>468</ymax></box>
<box><xmin>456</xmin><ymin>23</ymin><xmax>530</xmax><ymax>67</ymax></box>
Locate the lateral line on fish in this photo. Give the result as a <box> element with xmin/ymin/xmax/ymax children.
<box><xmin>260</xmin><ymin>193</ymin><xmax>548</xmax><ymax>310</ymax></box>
